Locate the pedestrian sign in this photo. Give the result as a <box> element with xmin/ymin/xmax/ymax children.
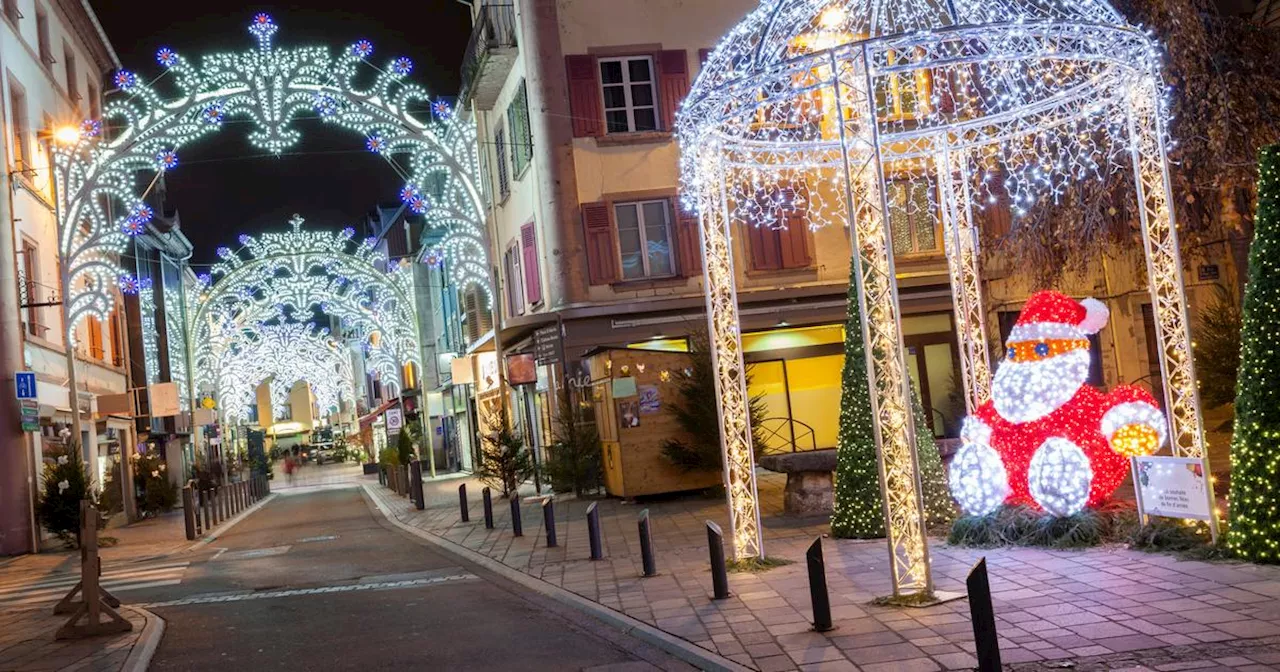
<box><xmin>15</xmin><ymin>372</ymin><xmax>37</xmax><ymax>399</ymax></box>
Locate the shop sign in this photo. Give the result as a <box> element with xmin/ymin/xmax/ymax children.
<box><xmin>385</xmin><ymin>408</ymin><xmax>404</xmax><ymax>435</ymax></box>
<box><xmin>533</xmin><ymin>325</ymin><xmax>562</xmax><ymax>365</ymax></box>
<box><xmin>20</xmin><ymin>399</ymin><xmax>39</xmax><ymax>432</ymax></box>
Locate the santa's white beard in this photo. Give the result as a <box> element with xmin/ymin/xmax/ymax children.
<box><xmin>991</xmin><ymin>348</ymin><xmax>1091</xmax><ymax>423</ymax></box>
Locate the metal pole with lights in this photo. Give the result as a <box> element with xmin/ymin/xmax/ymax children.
<box><xmin>48</xmin><ymin>126</ymin><xmax>87</xmax><ymax>460</ymax></box>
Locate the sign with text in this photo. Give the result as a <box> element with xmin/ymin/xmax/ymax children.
<box><xmin>533</xmin><ymin>325</ymin><xmax>562</xmax><ymax>365</ymax></box>
<box><xmin>20</xmin><ymin>399</ymin><xmax>38</xmax><ymax>432</ymax></box>
<box><xmin>385</xmin><ymin>407</ymin><xmax>404</xmax><ymax>435</ymax></box>
<box><xmin>15</xmin><ymin>372</ymin><xmax>36</xmax><ymax>399</ymax></box>
<box><xmin>1133</xmin><ymin>455</ymin><xmax>1214</xmax><ymax>521</ymax></box>
<box><xmin>148</xmin><ymin>382</ymin><xmax>180</xmax><ymax>417</ymax></box>
<box><xmin>449</xmin><ymin>355</ymin><xmax>474</xmax><ymax>385</ymax></box>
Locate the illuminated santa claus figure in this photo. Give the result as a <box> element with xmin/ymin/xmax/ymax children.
<box><xmin>949</xmin><ymin>291</ymin><xmax>1168</xmax><ymax>517</ymax></box>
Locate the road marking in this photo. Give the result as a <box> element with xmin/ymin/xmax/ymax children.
<box><xmin>0</xmin><ymin>560</ymin><xmax>191</xmax><ymax>607</ymax></box>
<box><xmin>0</xmin><ymin>579</ymin><xmax>184</xmax><ymax>607</ymax></box>
<box><xmin>216</xmin><ymin>545</ymin><xmax>291</xmax><ymax>561</ymax></box>
<box><xmin>297</xmin><ymin>535</ymin><xmax>339</xmax><ymax>543</ymax></box>
<box><xmin>0</xmin><ymin>561</ymin><xmax>190</xmax><ymax>591</ymax></box>
<box><xmin>140</xmin><ymin>573</ymin><xmax>478</xmax><ymax>608</ymax></box>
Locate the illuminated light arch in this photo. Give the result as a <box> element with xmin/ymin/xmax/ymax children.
<box><xmin>216</xmin><ymin>322</ymin><xmax>356</xmax><ymax>424</ymax></box>
<box><xmin>678</xmin><ymin>0</ymin><xmax>1207</xmax><ymax>598</ymax></box>
<box><xmin>52</xmin><ymin>13</ymin><xmax>490</xmax><ymax>346</ymax></box>
<box><xmin>190</xmin><ymin>215</ymin><xmax>419</xmax><ymax>409</ymax></box>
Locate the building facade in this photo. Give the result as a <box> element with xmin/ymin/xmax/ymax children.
<box><xmin>1</xmin><ymin>0</ymin><xmax>120</xmax><ymax>552</ymax></box>
<box><xmin>450</xmin><ymin>0</ymin><xmax>1241</xmax><ymax>490</ymax></box>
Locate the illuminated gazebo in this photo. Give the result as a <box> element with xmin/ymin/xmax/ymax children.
<box><xmin>678</xmin><ymin>0</ymin><xmax>1206</xmax><ymax>597</ymax></box>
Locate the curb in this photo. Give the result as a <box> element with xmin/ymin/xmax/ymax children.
<box><xmin>361</xmin><ymin>484</ymin><xmax>752</xmax><ymax>672</ymax></box>
<box><xmin>121</xmin><ymin>605</ymin><xmax>165</xmax><ymax>672</ymax></box>
<box><xmin>186</xmin><ymin>493</ymin><xmax>277</xmax><ymax>552</ymax></box>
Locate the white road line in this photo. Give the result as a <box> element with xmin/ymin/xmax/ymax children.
<box><xmin>140</xmin><ymin>573</ymin><xmax>478</xmax><ymax>608</ymax></box>
<box><xmin>0</xmin><ymin>561</ymin><xmax>190</xmax><ymax>591</ymax></box>
<box><xmin>0</xmin><ymin>579</ymin><xmax>184</xmax><ymax>606</ymax></box>
<box><xmin>0</xmin><ymin>564</ymin><xmax>190</xmax><ymax>595</ymax></box>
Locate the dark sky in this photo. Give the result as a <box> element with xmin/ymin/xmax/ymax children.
<box><xmin>89</xmin><ymin>2</ymin><xmax>472</xmax><ymax>267</ymax></box>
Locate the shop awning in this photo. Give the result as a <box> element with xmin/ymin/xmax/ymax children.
<box><xmin>358</xmin><ymin>399</ymin><xmax>398</xmax><ymax>428</ymax></box>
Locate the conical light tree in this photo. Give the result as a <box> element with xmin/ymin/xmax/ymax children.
<box><xmin>832</xmin><ymin>265</ymin><xmax>953</xmax><ymax>538</ymax></box>
<box><xmin>1226</xmin><ymin>145</ymin><xmax>1280</xmax><ymax>564</ymax></box>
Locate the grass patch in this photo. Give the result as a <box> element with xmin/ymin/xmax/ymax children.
<box><xmin>871</xmin><ymin>591</ymin><xmax>940</xmax><ymax>607</ymax></box>
<box><xmin>727</xmin><ymin>556</ymin><xmax>794</xmax><ymax>573</ymax></box>
<box><xmin>947</xmin><ymin>501</ymin><xmax>1137</xmax><ymax>549</ymax></box>
<box><xmin>1127</xmin><ymin>516</ymin><xmax>1232</xmax><ymax>561</ymax></box>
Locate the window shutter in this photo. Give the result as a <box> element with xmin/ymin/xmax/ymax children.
<box><xmin>779</xmin><ymin>214</ymin><xmax>811</xmax><ymax>269</ymax></box>
<box><xmin>676</xmin><ymin>211</ymin><xmax>702</xmax><ymax>277</ymax></box>
<box><xmin>657</xmin><ymin>50</ymin><xmax>689</xmax><ymax>132</ymax></box>
<box><xmin>582</xmin><ymin>202</ymin><xmax>619</xmax><ymax>284</ymax></box>
<box><xmin>565</xmin><ymin>55</ymin><xmax>603</xmax><ymax>138</ymax></box>
<box><xmin>979</xmin><ymin>168</ymin><xmax>1012</xmax><ymax>238</ymax></box>
<box><xmin>747</xmin><ymin>222</ymin><xmax>781</xmax><ymax>271</ymax></box>
<box><xmin>521</xmin><ymin>222</ymin><xmax>542</xmax><ymax>305</ymax></box>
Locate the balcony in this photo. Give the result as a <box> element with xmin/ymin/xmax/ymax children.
<box><xmin>459</xmin><ymin>3</ymin><xmax>518</xmax><ymax>110</ymax></box>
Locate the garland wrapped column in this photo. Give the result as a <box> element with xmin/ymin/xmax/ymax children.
<box><xmin>1226</xmin><ymin>145</ymin><xmax>1280</xmax><ymax>563</ymax></box>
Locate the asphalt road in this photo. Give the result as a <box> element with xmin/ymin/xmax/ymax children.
<box><xmin>144</xmin><ymin>486</ymin><xmax>689</xmax><ymax>671</ymax></box>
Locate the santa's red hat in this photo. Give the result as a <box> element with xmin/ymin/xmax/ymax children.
<box><xmin>1007</xmin><ymin>290</ymin><xmax>1109</xmax><ymax>343</ymax></box>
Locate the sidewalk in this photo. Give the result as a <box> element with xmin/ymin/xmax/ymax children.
<box><xmin>4</xmin><ymin>512</ymin><xmax>193</xmax><ymax>581</ymax></box>
<box><xmin>0</xmin><ymin>602</ymin><xmax>162</xmax><ymax>672</ymax></box>
<box><xmin>371</xmin><ymin>473</ymin><xmax>1280</xmax><ymax>672</ymax></box>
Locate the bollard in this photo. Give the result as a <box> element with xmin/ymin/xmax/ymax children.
<box><xmin>638</xmin><ymin>509</ymin><xmax>657</xmax><ymax>577</ymax></box>
<box><xmin>510</xmin><ymin>496</ymin><xmax>523</xmax><ymax>537</ymax></box>
<box><xmin>459</xmin><ymin>484</ymin><xmax>470</xmax><ymax>522</ymax></box>
<box><xmin>402</xmin><ymin>465</ymin><xmax>410</xmax><ymax>496</ymax></box>
<box><xmin>212</xmin><ymin>488</ymin><xmax>222</xmax><ymax>525</ymax></box>
<box><xmin>806</xmin><ymin>538</ymin><xmax>834</xmax><ymax>632</ymax></box>
<box><xmin>182</xmin><ymin>486</ymin><xmax>196</xmax><ymax>540</ymax></box>
<box><xmin>410</xmin><ymin>460</ymin><xmax>425</xmax><ymax>510</ymax></box>
<box><xmin>707</xmin><ymin>521</ymin><xmax>730</xmax><ymax>600</ymax></box>
<box><xmin>201</xmin><ymin>489</ymin><xmax>211</xmax><ymax>531</ymax></box>
<box><xmin>483</xmin><ymin>487</ymin><xmax>494</xmax><ymax>529</ymax></box>
<box><xmin>586</xmin><ymin>502</ymin><xmax>603</xmax><ymax>560</ymax></box>
<box><xmin>543</xmin><ymin>498</ymin><xmax>557</xmax><ymax>548</ymax></box>
<box><xmin>968</xmin><ymin>557</ymin><xmax>1002</xmax><ymax>672</ymax></box>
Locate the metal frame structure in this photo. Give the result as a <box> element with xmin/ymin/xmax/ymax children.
<box><xmin>678</xmin><ymin>0</ymin><xmax>1206</xmax><ymax>597</ymax></box>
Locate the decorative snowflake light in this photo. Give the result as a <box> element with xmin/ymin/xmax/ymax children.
<box><xmin>50</xmin><ymin>14</ymin><xmax>491</xmax><ymax>351</ymax></box>
<box><xmin>678</xmin><ymin>0</ymin><xmax>1206</xmax><ymax>598</ymax></box>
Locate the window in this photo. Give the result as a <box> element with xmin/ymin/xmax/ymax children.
<box><xmin>86</xmin><ymin>316</ymin><xmax>103</xmax><ymax>360</ymax></box>
<box><xmin>615</xmin><ymin>200</ymin><xmax>674</xmax><ymax>280</ymax></box>
<box><xmin>63</xmin><ymin>43</ymin><xmax>78</xmax><ymax>102</ymax></box>
<box><xmin>887</xmin><ymin>178</ymin><xmax>939</xmax><ymax>256</ymax></box>
<box><xmin>19</xmin><ymin>240</ymin><xmax>39</xmax><ymax>336</ymax></box>
<box><xmin>35</xmin><ymin>4</ymin><xmax>52</xmax><ymax>65</ymax></box>
<box><xmin>599</xmin><ymin>56</ymin><xmax>657</xmax><ymax>133</ymax></box>
<box><xmin>277</xmin><ymin>401</ymin><xmax>293</xmax><ymax>421</ymax></box>
<box><xmin>2</xmin><ymin>0</ymin><xmax>19</xmax><ymax>24</ymax></box>
<box><xmin>87</xmin><ymin>81</ymin><xmax>99</xmax><ymax>120</ymax></box>
<box><xmin>493</xmin><ymin>126</ymin><xmax>509</xmax><ymax>200</ymax></box>
<box><xmin>247</xmin><ymin>404</ymin><xmax>259</xmax><ymax>424</ymax></box>
<box><xmin>109</xmin><ymin>306</ymin><xmax>123</xmax><ymax>366</ymax></box>
<box><xmin>503</xmin><ymin>242</ymin><xmax>524</xmax><ymax>317</ymax></box>
<box><xmin>874</xmin><ymin>50</ymin><xmax>930</xmax><ymax>121</ymax></box>
<box><xmin>506</xmin><ymin>80</ymin><xmax>532</xmax><ymax>176</ymax></box>
<box><xmin>8</xmin><ymin>78</ymin><xmax>30</xmax><ymax>171</ymax></box>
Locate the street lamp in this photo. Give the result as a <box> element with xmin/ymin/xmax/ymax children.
<box><xmin>51</xmin><ymin>126</ymin><xmax>82</xmax><ymax>147</ymax></box>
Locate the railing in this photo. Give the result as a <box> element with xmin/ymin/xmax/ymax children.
<box><xmin>758</xmin><ymin>417</ymin><xmax>819</xmax><ymax>455</ymax></box>
<box><xmin>18</xmin><ymin>274</ymin><xmax>60</xmax><ymax>309</ymax></box>
<box><xmin>458</xmin><ymin>3</ymin><xmax>517</xmax><ymax>103</ymax></box>
<box><xmin>182</xmin><ymin>474</ymin><xmax>271</xmax><ymax>540</ymax></box>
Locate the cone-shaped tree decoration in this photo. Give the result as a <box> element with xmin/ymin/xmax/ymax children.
<box><xmin>832</xmin><ymin>265</ymin><xmax>953</xmax><ymax>538</ymax></box>
<box><xmin>1226</xmin><ymin>145</ymin><xmax>1280</xmax><ymax>564</ymax></box>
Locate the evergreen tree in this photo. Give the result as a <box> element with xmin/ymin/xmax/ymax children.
<box><xmin>545</xmin><ymin>393</ymin><xmax>603</xmax><ymax>496</ymax></box>
<box><xmin>831</xmin><ymin>266</ymin><xmax>954</xmax><ymax>538</ymax></box>
<box><xmin>478</xmin><ymin>411</ymin><xmax>534</xmax><ymax>497</ymax></box>
<box><xmin>37</xmin><ymin>442</ymin><xmax>94</xmax><ymax>546</ymax></box>
<box><xmin>1226</xmin><ymin>145</ymin><xmax>1280</xmax><ymax>563</ymax></box>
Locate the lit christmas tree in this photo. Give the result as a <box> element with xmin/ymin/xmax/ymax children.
<box><xmin>832</xmin><ymin>266</ymin><xmax>952</xmax><ymax>538</ymax></box>
<box><xmin>1226</xmin><ymin>145</ymin><xmax>1280</xmax><ymax>564</ymax></box>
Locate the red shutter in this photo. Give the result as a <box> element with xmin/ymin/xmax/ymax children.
<box><xmin>657</xmin><ymin>50</ymin><xmax>690</xmax><ymax>132</ymax></box>
<box><xmin>566</xmin><ymin>55</ymin><xmax>603</xmax><ymax>138</ymax></box>
<box><xmin>747</xmin><ymin>224</ymin><xmax>781</xmax><ymax>271</ymax></box>
<box><xmin>582</xmin><ymin>202</ymin><xmax>619</xmax><ymax>284</ymax></box>
<box><xmin>779</xmin><ymin>214</ymin><xmax>811</xmax><ymax>269</ymax></box>
<box><xmin>676</xmin><ymin>211</ymin><xmax>702</xmax><ymax>277</ymax></box>
<box><xmin>520</xmin><ymin>222</ymin><xmax>542</xmax><ymax>305</ymax></box>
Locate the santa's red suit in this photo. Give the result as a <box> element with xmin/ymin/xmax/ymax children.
<box><xmin>949</xmin><ymin>291</ymin><xmax>1168</xmax><ymax>517</ymax></box>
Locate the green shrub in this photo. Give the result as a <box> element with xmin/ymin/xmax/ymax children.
<box><xmin>37</xmin><ymin>443</ymin><xmax>94</xmax><ymax>546</ymax></box>
<box><xmin>545</xmin><ymin>394</ymin><xmax>603</xmax><ymax>496</ymax></box>
<box><xmin>133</xmin><ymin>451</ymin><xmax>177</xmax><ymax>515</ymax></box>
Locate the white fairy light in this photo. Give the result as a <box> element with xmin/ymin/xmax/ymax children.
<box><xmin>216</xmin><ymin>323</ymin><xmax>355</xmax><ymax>424</ymax></box>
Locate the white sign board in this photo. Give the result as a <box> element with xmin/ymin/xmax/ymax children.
<box><xmin>1132</xmin><ymin>455</ymin><xmax>1214</xmax><ymax>521</ymax></box>
<box><xmin>385</xmin><ymin>408</ymin><xmax>404</xmax><ymax>435</ymax></box>
<box><xmin>450</xmin><ymin>355</ymin><xmax>474</xmax><ymax>385</ymax></box>
<box><xmin>148</xmin><ymin>382</ymin><xmax>180</xmax><ymax>417</ymax></box>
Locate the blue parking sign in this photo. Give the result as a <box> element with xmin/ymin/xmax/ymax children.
<box><xmin>15</xmin><ymin>372</ymin><xmax>36</xmax><ymax>400</ymax></box>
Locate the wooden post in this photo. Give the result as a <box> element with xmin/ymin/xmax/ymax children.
<box><xmin>55</xmin><ymin>501</ymin><xmax>131</xmax><ymax>638</ymax></box>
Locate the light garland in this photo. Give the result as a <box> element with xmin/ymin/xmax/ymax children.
<box><xmin>216</xmin><ymin>322</ymin><xmax>355</xmax><ymax>424</ymax></box>
<box><xmin>50</xmin><ymin>13</ymin><xmax>491</xmax><ymax>349</ymax></box>
<box><xmin>677</xmin><ymin>0</ymin><xmax>1205</xmax><ymax>594</ymax></box>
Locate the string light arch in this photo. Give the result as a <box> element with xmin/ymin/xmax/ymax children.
<box><xmin>678</xmin><ymin>0</ymin><xmax>1207</xmax><ymax>597</ymax></box>
<box><xmin>215</xmin><ymin>322</ymin><xmax>356</xmax><ymax>424</ymax></box>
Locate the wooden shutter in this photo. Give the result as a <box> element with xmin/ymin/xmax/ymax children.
<box><xmin>747</xmin><ymin>223</ymin><xmax>782</xmax><ymax>271</ymax></box>
<box><xmin>521</xmin><ymin>222</ymin><xmax>542</xmax><ymax>305</ymax></box>
<box><xmin>979</xmin><ymin>168</ymin><xmax>1012</xmax><ymax>238</ymax></box>
<box><xmin>582</xmin><ymin>202</ymin><xmax>619</xmax><ymax>285</ymax></box>
<box><xmin>657</xmin><ymin>50</ymin><xmax>689</xmax><ymax>132</ymax></box>
<box><xmin>779</xmin><ymin>213</ymin><xmax>811</xmax><ymax>269</ymax></box>
<box><xmin>87</xmin><ymin>316</ymin><xmax>103</xmax><ymax>359</ymax></box>
<box><xmin>676</xmin><ymin>211</ymin><xmax>702</xmax><ymax>277</ymax></box>
<box><xmin>566</xmin><ymin>55</ymin><xmax>603</xmax><ymax>138</ymax></box>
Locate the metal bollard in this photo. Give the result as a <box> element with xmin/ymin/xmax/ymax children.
<box><xmin>410</xmin><ymin>460</ymin><xmax>425</xmax><ymax>510</ymax></box>
<box><xmin>483</xmin><ymin>487</ymin><xmax>494</xmax><ymax>529</ymax></box>
<box><xmin>510</xmin><ymin>496</ymin><xmax>523</xmax><ymax>537</ymax></box>
<box><xmin>968</xmin><ymin>557</ymin><xmax>1002</xmax><ymax>672</ymax></box>
<box><xmin>586</xmin><ymin>502</ymin><xmax>603</xmax><ymax>560</ymax></box>
<box><xmin>182</xmin><ymin>486</ymin><xmax>196</xmax><ymax>540</ymax></box>
<box><xmin>638</xmin><ymin>509</ymin><xmax>657</xmax><ymax>577</ymax></box>
<box><xmin>214</xmin><ymin>488</ymin><xmax>223</xmax><ymax>525</ymax></box>
<box><xmin>543</xmin><ymin>498</ymin><xmax>557</xmax><ymax>548</ymax></box>
<box><xmin>459</xmin><ymin>483</ymin><xmax>470</xmax><ymax>522</ymax></box>
<box><xmin>806</xmin><ymin>538</ymin><xmax>834</xmax><ymax>632</ymax></box>
<box><xmin>201</xmin><ymin>489</ymin><xmax>211</xmax><ymax>531</ymax></box>
<box><xmin>707</xmin><ymin>521</ymin><xmax>730</xmax><ymax>600</ymax></box>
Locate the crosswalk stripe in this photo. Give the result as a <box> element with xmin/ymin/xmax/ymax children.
<box><xmin>0</xmin><ymin>579</ymin><xmax>183</xmax><ymax>606</ymax></box>
<box><xmin>0</xmin><ymin>567</ymin><xmax>188</xmax><ymax>598</ymax></box>
<box><xmin>0</xmin><ymin>560</ymin><xmax>190</xmax><ymax>589</ymax></box>
<box><xmin>0</xmin><ymin>563</ymin><xmax>189</xmax><ymax>594</ymax></box>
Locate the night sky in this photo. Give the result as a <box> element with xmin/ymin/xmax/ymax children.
<box><xmin>89</xmin><ymin>2</ymin><xmax>472</xmax><ymax>267</ymax></box>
